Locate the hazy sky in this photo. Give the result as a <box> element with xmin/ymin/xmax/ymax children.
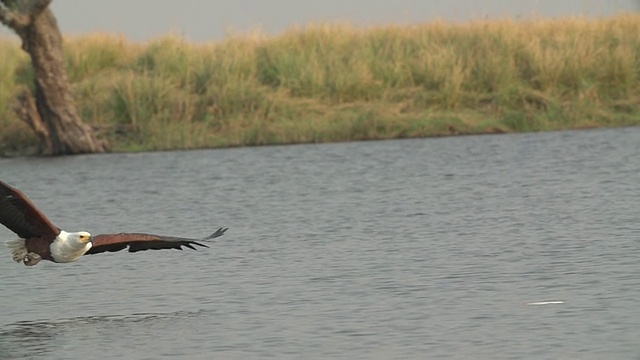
<box><xmin>2</xmin><ymin>0</ymin><xmax>639</xmax><ymax>41</ymax></box>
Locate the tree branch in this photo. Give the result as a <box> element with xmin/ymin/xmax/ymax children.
<box><xmin>26</xmin><ymin>0</ymin><xmax>52</xmax><ymax>19</ymax></box>
<box><xmin>0</xmin><ymin>0</ymin><xmax>51</xmax><ymax>29</ymax></box>
<box><xmin>0</xmin><ymin>3</ymin><xmax>30</xmax><ymax>29</ymax></box>
<box><xmin>14</xmin><ymin>89</ymin><xmax>54</xmax><ymax>155</ymax></box>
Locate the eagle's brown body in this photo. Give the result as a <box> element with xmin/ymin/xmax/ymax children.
<box><xmin>24</xmin><ymin>236</ymin><xmax>55</xmax><ymax>261</ymax></box>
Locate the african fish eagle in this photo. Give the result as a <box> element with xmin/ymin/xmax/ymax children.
<box><xmin>0</xmin><ymin>180</ymin><xmax>227</xmax><ymax>266</ymax></box>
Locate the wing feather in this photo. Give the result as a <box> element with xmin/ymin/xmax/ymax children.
<box><xmin>0</xmin><ymin>180</ymin><xmax>60</xmax><ymax>239</ymax></box>
<box><xmin>85</xmin><ymin>227</ymin><xmax>228</xmax><ymax>255</ymax></box>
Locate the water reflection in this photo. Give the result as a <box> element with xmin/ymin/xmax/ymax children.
<box><xmin>0</xmin><ymin>310</ymin><xmax>207</xmax><ymax>359</ymax></box>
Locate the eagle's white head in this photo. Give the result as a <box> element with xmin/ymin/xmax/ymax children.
<box><xmin>50</xmin><ymin>230</ymin><xmax>93</xmax><ymax>263</ymax></box>
<box><xmin>75</xmin><ymin>231</ymin><xmax>92</xmax><ymax>244</ymax></box>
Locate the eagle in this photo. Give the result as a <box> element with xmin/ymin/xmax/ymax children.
<box><xmin>0</xmin><ymin>180</ymin><xmax>227</xmax><ymax>266</ymax></box>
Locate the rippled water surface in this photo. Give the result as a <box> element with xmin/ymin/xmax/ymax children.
<box><xmin>1</xmin><ymin>127</ymin><xmax>639</xmax><ymax>359</ymax></box>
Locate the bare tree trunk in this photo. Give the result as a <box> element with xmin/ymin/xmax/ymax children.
<box><xmin>0</xmin><ymin>0</ymin><xmax>108</xmax><ymax>155</ymax></box>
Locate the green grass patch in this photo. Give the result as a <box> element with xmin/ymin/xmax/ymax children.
<box><xmin>1</xmin><ymin>15</ymin><xmax>640</xmax><ymax>154</ymax></box>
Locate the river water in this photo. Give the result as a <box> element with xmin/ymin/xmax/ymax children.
<box><xmin>0</xmin><ymin>127</ymin><xmax>638</xmax><ymax>359</ymax></box>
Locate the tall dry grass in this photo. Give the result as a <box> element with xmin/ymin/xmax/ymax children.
<box><xmin>1</xmin><ymin>15</ymin><xmax>640</xmax><ymax>153</ymax></box>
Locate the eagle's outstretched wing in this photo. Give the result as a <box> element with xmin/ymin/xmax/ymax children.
<box><xmin>85</xmin><ymin>227</ymin><xmax>228</xmax><ymax>255</ymax></box>
<box><xmin>0</xmin><ymin>180</ymin><xmax>60</xmax><ymax>239</ymax></box>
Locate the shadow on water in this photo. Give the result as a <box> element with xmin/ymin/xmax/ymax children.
<box><xmin>0</xmin><ymin>310</ymin><xmax>208</xmax><ymax>359</ymax></box>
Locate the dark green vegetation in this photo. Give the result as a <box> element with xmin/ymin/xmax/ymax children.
<box><xmin>2</xmin><ymin>15</ymin><xmax>640</xmax><ymax>154</ymax></box>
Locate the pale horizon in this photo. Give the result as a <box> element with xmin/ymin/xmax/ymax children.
<box><xmin>1</xmin><ymin>0</ymin><xmax>638</xmax><ymax>42</ymax></box>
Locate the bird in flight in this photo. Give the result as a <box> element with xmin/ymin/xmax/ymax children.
<box><xmin>0</xmin><ymin>180</ymin><xmax>227</xmax><ymax>266</ymax></box>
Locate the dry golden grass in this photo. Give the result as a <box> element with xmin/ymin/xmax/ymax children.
<box><xmin>1</xmin><ymin>15</ymin><xmax>640</xmax><ymax>153</ymax></box>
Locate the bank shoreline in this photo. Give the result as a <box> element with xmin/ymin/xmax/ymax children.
<box><xmin>3</xmin><ymin>124</ymin><xmax>637</xmax><ymax>158</ymax></box>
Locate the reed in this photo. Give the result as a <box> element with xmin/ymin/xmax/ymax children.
<box><xmin>1</xmin><ymin>15</ymin><xmax>639</xmax><ymax>154</ymax></box>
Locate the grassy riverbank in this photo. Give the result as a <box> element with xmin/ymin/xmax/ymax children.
<box><xmin>1</xmin><ymin>14</ymin><xmax>640</xmax><ymax>154</ymax></box>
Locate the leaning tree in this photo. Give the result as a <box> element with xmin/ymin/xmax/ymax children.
<box><xmin>0</xmin><ymin>0</ymin><xmax>108</xmax><ymax>155</ymax></box>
